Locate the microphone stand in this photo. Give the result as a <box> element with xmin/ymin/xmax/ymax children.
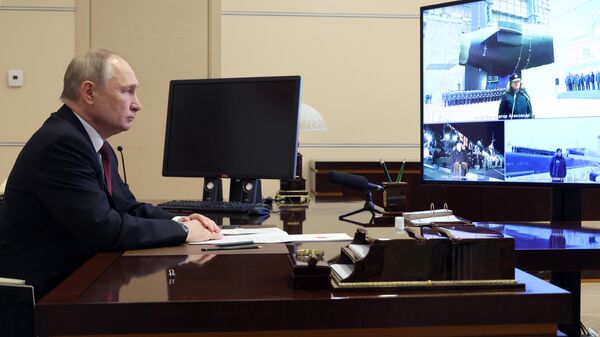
<box><xmin>117</xmin><ymin>146</ymin><xmax>127</xmax><ymax>184</ymax></box>
<box><xmin>339</xmin><ymin>190</ymin><xmax>383</xmax><ymax>224</ymax></box>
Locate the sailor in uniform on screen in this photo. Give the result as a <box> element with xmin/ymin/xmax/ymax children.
<box><xmin>498</xmin><ymin>73</ymin><xmax>533</xmax><ymax>120</ymax></box>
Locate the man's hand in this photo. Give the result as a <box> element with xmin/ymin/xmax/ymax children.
<box><xmin>183</xmin><ymin>219</ymin><xmax>223</xmax><ymax>242</ymax></box>
<box><xmin>182</xmin><ymin>253</ymin><xmax>215</xmax><ymax>266</ymax></box>
<box><xmin>179</xmin><ymin>213</ymin><xmax>220</xmax><ymax>233</ymax></box>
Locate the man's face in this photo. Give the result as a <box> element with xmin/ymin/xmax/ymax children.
<box><xmin>510</xmin><ymin>80</ymin><xmax>521</xmax><ymax>91</ymax></box>
<box><xmin>89</xmin><ymin>57</ymin><xmax>142</xmax><ymax>138</ymax></box>
<box><xmin>557</xmin><ymin>150</ymin><xmax>563</xmax><ymax>157</ymax></box>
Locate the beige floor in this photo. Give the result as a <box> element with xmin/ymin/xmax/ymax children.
<box><xmin>582</xmin><ymin>282</ymin><xmax>600</xmax><ymax>333</ymax></box>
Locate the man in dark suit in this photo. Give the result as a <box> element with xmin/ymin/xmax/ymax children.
<box><xmin>0</xmin><ymin>49</ymin><xmax>222</xmax><ymax>299</ymax></box>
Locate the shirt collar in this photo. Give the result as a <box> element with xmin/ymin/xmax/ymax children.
<box><xmin>72</xmin><ymin>111</ymin><xmax>105</xmax><ymax>153</ymax></box>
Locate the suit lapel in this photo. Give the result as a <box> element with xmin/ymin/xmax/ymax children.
<box><xmin>53</xmin><ymin>105</ymin><xmax>115</xmax><ymax>203</ymax></box>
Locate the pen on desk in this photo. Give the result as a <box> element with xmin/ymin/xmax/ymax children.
<box><xmin>201</xmin><ymin>245</ymin><xmax>262</xmax><ymax>252</ymax></box>
<box><xmin>215</xmin><ymin>240</ymin><xmax>254</xmax><ymax>247</ymax></box>
<box><xmin>396</xmin><ymin>160</ymin><xmax>406</xmax><ymax>182</ymax></box>
<box><xmin>221</xmin><ymin>225</ymin><xmax>240</xmax><ymax>229</ymax></box>
<box><xmin>380</xmin><ymin>159</ymin><xmax>392</xmax><ymax>183</ymax></box>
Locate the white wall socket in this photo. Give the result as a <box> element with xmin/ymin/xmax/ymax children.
<box><xmin>8</xmin><ymin>69</ymin><xmax>24</xmax><ymax>87</ymax></box>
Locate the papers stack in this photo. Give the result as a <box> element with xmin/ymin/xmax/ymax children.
<box><xmin>403</xmin><ymin>208</ymin><xmax>471</xmax><ymax>226</ymax></box>
<box><xmin>403</xmin><ymin>208</ymin><xmax>453</xmax><ymax>221</ymax></box>
<box><xmin>190</xmin><ymin>227</ymin><xmax>352</xmax><ymax>245</ymax></box>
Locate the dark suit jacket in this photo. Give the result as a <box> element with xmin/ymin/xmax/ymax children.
<box><xmin>0</xmin><ymin>105</ymin><xmax>186</xmax><ymax>298</ymax></box>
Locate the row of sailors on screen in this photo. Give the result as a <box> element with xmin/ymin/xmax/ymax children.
<box><xmin>442</xmin><ymin>88</ymin><xmax>504</xmax><ymax>107</ymax></box>
<box><xmin>565</xmin><ymin>72</ymin><xmax>600</xmax><ymax>91</ymax></box>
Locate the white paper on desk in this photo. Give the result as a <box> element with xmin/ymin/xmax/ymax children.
<box><xmin>190</xmin><ymin>231</ymin><xmax>292</xmax><ymax>245</ymax></box>
<box><xmin>221</xmin><ymin>227</ymin><xmax>285</xmax><ymax>236</ymax></box>
<box><xmin>190</xmin><ymin>231</ymin><xmax>352</xmax><ymax>245</ymax></box>
<box><xmin>287</xmin><ymin>233</ymin><xmax>352</xmax><ymax>242</ymax></box>
<box><xmin>409</xmin><ymin>215</ymin><xmax>464</xmax><ymax>226</ymax></box>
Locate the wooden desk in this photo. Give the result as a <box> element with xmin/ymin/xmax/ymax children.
<box><xmin>36</xmin><ymin>202</ymin><xmax>576</xmax><ymax>337</ymax></box>
<box><xmin>476</xmin><ymin>221</ymin><xmax>600</xmax><ymax>337</ymax></box>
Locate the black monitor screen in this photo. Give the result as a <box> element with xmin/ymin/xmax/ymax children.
<box><xmin>163</xmin><ymin>76</ymin><xmax>301</xmax><ymax>179</ymax></box>
<box><xmin>421</xmin><ymin>0</ymin><xmax>600</xmax><ymax>186</ymax></box>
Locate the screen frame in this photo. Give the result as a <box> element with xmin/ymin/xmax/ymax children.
<box><xmin>419</xmin><ymin>0</ymin><xmax>600</xmax><ymax>189</ymax></box>
<box><xmin>162</xmin><ymin>75</ymin><xmax>302</xmax><ymax>180</ymax></box>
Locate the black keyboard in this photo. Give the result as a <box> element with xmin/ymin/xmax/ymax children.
<box><xmin>157</xmin><ymin>200</ymin><xmax>267</xmax><ymax>214</ymax></box>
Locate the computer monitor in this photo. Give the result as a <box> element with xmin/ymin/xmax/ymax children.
<box><xmin>163</xmin><ymin>76</ymin><xmax>301</xmax><ymax>201</ymax></box>
<box><xmin>421</xmin><ymin>0</ymin><xmax>600</xmax><ymax>220</ymax></box>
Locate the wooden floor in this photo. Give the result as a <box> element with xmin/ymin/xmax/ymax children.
<box><xmin>582</xmin><ymin>282</ymin><xmax>600</xmax><ymax>333</ymax></box>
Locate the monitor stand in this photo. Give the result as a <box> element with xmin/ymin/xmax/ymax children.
<box><xmin>550</xmin><ymin>187</ymin><xmax>581</xmax><ymax>337</ymax></box>
<box><xmin>551</xmin><ymin>187</ymin><xmax>581</xmax><ymax>223</ymax></box>
<box><xmin>202</xmin><ymin>177</ymin><xmax>223</xmax><ymax>202</ymax></box>
<box><xmin>229</xmin><ymin>178</ymin><xmax>262</xmax><ymax>204</ymax></box>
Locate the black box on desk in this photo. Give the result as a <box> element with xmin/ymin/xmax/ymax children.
<box><xmin>288</xmin><ymin>254</ymin><xmax>331</xmax><ymax>290</ymax></box>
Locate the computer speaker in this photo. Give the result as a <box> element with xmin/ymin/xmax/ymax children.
<box><xmin>229</xmin><ymin>178</ymin><xmax>262</xmax><ymax>203</ymax></box>
<box><xmin>202</xmin><ymin>178</ymin><xmax>223</xmax><ymax>202</ymax></box>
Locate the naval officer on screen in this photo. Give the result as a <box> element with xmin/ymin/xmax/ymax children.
<box><xmin>498</xmin><ymin>73</ymin><xmax>534</xmax><ymax>120</ymax></box>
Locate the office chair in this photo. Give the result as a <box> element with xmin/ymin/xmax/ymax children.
<box><xmin>0</xmin><ymin>278</ymin><xmax>35</xmax><ymax>337</ymax></box>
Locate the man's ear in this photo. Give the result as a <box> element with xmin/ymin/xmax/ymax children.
<box><xmin>81</xmin><ymin>81</ymin><xmax>95</xmax><ymax>104</ymax></box>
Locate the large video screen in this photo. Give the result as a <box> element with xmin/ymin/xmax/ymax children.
<box><xmin>421</xmin><ymin>0</ymin><xmax>600</xmax><ymax>185</ymax></box>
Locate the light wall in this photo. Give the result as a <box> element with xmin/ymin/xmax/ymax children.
<box><xmin>81</xmin><ymin>0</ymin><xmax>220</xmax><ymax>200</ymax></box>
<box><xmin>0</xmin><ymin>0</ymin><xmax>220</xmax><ymax>200</ymax></box>
<box><xmin>1</xmin><ymin>0</ymin><xmax>438</xmax><ymax>200</ymax></box>
<box><xmin>221</xmin><ymin>0</ymin><xmax>440</xmax><ymax>190</ymax></box>
<box><xmin>0</xmin><ymin>0</ymin><xmax>75</xmax><ymax>190</ymax></box>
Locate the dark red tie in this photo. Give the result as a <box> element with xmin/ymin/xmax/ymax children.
<box><xmin>99</xmin><ymin>141</ymin><xmax>112</xmax><ymax>195</ymax></box>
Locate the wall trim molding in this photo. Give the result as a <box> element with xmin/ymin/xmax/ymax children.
<box><xmin>222</xmin><ymin>10</ymin><xmax>418</xmax><ymax>19</ymax></box>
<box><xmin>299</xmin><ymin>143</ymin><xmax>418</xmax><ymax>148</ymax></box>
<box><xmin>0</xmin><ymin>5</ymin><xmax>75</xmax><ymax>12</ymax></box>
<box><xmin>0</xmin><ymin>142</ymin><xmax>25</xmax><ymax>147</ymax></box>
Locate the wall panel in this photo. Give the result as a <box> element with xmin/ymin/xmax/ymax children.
<box><xmin>89</xmin><ymin>0</ymin><xmax>217</xmax><ymax>199</ymax></box>
<box><xmin>0</xmin><ymin>5</ymin><xmax>74</xmax><ymax>181</ymax></box>
<box><xmin>221</xmin><ymin>1</ymin><xmax>434</xmax><ymax>187</ymax></box>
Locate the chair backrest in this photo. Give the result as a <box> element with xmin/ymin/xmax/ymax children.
<box><xmin>0</xmin><ymin>177</ymin><xmax>6</xmax><ymax>207</ymax></box>
<box><xmin>0</xmin><ymin>279</ymin><xmax>35</xmax><ymax>337</ymax></box>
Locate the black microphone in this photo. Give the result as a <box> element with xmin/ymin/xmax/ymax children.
<box><xmin>327</xmin><ymin>171</ymin><xmax>383</xmax><ymax>191</ymax></box>
<box><xmin>117</xmin><ymin>146</ymin><xmax>127</xmax><ymax>184</ymax></box>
